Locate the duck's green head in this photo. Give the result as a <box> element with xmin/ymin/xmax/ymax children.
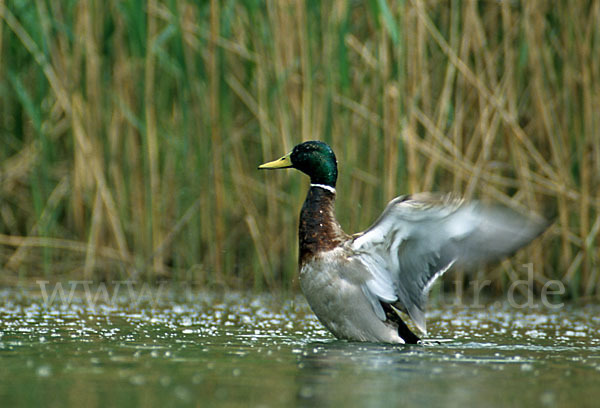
<box><xmin>259</xmin><ymin>141</ymin><xmax>338</xmax><ymax>187</ymax></box>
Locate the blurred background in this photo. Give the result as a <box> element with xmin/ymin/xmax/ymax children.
<box><xmin>0</xmin><ymin>0</ymin><xmax>598</xmax><ymax>298</ymax></box>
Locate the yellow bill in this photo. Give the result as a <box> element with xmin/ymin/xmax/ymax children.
<box><xmin>258</xmin><ymin>152</ymin><xmax>293</xmax><ymax>169</ymax></box>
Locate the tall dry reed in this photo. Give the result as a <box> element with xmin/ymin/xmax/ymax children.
<box><xmin>0</xmin><ymin>0</ymin><xmax>598</xmax><ymax>298</ymax></box>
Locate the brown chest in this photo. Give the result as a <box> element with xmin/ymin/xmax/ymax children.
<box><xmin>298</xmin><ymin>187</ymin><xmax>348</xmax><ymax>265</ymax></box>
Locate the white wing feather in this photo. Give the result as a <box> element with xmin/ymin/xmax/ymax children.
<box><xmin>351</xmin><ymin>193</ymin><xmax>548</xmax><ymax>334</ymax></box>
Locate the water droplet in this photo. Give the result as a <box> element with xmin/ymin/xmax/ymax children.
<box><xmin>36</xmin><ymin>365</ymin><xmax>51</xmax><ymax>377</ymax></box>
<box><xmin>174</xmin><ymin>386</ymin><xmax>191</xmax><ymax>402</ymax></box>
<box><xmin>298</xmin><ymin>385</ymin><xmax>314</xmax><ymax>399</ymax></box>
<box><xmin>130</xmin><ymin>374</ymin><xmax>145</xmax><ymax>385</ymax></box>
<box><xmin>521</xmin><ymin>363</ymin><xmax>534</xmax><ymax>371</ymax></box>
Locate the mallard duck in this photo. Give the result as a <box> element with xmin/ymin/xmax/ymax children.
<box><xmin>259</xmin><ymin>141</ymin><xmax>548</xmax><ymax>344</ymax></box>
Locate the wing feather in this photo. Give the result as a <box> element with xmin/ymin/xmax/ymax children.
<box><xmin>351</xmin><ymin>193</ymin><xmax>549</xmax><ymax>334</ymax></box>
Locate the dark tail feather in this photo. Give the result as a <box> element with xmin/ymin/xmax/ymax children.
<box><xmin>396</xmin><ymin>317</ymin><xmax>421</xmax><ymax>344</ymax></box>
<box><xmin>382</xmin><ymin>302</ymin><xmax>421</xmax><ymax>344</ymax></box>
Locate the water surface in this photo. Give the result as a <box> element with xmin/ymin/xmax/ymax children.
<box><xmin>1</xmin><ymin>287</ymin><xmax>599</xmax><ymax>407</ymax></box>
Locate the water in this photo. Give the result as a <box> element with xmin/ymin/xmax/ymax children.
<box><xmin>1</xmin><ymin>287</ymin><xmax>599</xmax><ymax>407</ymax></box>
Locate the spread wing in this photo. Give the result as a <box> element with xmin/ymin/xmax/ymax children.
<box><xmin>350</xmin><ymin>193</ymin><xmax>549</xmax><ymax>334</ymax></box>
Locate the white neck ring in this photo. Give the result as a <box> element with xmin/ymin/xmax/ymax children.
<box><xmin>310</xmin><ymin>183</ymin><xmax>336</xmax><ymax>194</ymax></box>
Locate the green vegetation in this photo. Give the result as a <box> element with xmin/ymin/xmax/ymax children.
<box><xmin>0</xmin><ymin>1</ymin><xmax>598</xmax><ymax>298</ymax></box>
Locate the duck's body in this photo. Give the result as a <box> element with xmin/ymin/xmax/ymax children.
<box><xmin>297</xmin><ymin>185</ymin><xmax>404</xmax><ymax>343</ymax></box>
<box><xmin>260</xmin><ymin>141</ymin><xmax>548</xmax><ymax>344</ymax></box>
<box><xmin>300</xmin><ymin>245</ymin><xmax>407</xmax><ymax>343</ymax></box>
